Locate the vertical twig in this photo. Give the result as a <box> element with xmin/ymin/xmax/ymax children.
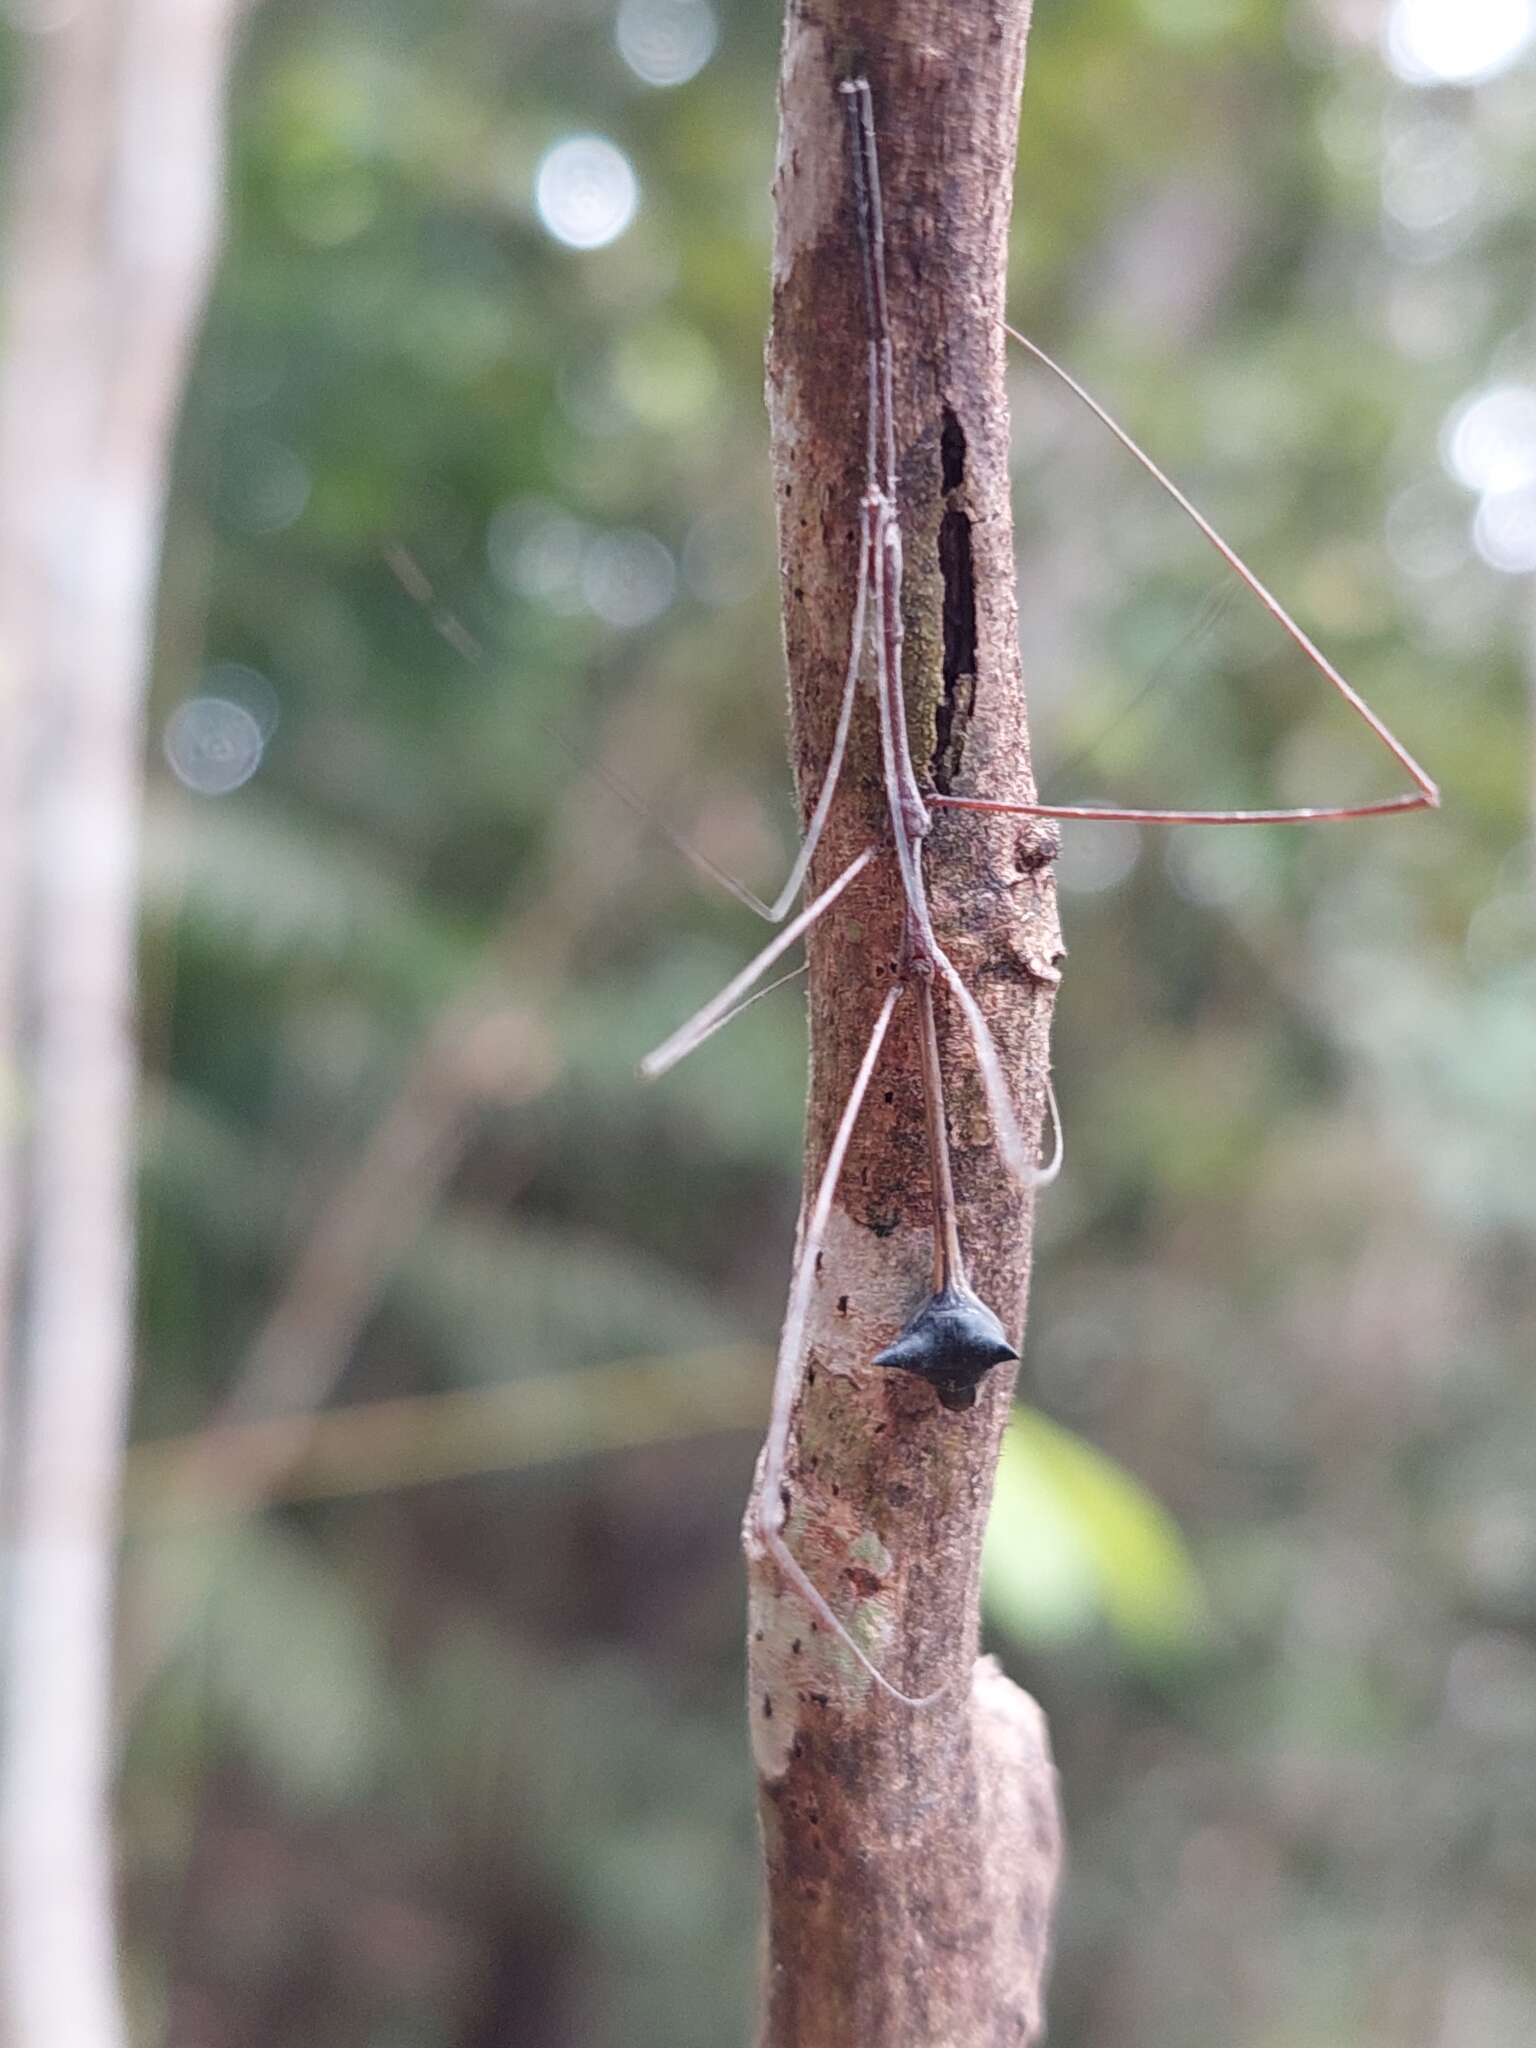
<box><xmin>0</xmin><ymin>3</ymin><xmax>240</xmax><ymax>2041</ymax></box>
<box><xmin>748</xmin><ymin>6</ymin><xmax>1064</xmax><ymax>2042</ymax></box>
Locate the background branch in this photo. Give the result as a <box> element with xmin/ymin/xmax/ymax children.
<box><xmin>0</xmin><ymin>2</ymin><xmax>241</xmax><ymax>2042</ymax></box>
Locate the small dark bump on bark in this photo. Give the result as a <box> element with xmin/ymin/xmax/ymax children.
<box><xmin>1015</xmin><ymin>820</ymin><xmax>1063</xmax><ymax>870</ymax></box>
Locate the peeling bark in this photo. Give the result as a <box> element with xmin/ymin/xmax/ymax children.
<box><xmin>746</xmin><ymin>4</ymin><xmax>1065</xmax><ymax>2042</ymax></box>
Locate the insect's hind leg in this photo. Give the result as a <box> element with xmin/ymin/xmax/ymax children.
<box><xmin>747</xmin><ymin>979</ymin><xmax>951</xmax><ymax>1712</ymax></box>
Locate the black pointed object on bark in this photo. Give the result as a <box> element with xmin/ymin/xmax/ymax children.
<box><xmin>871</xmin><ymin>1284</ymin><xmax>1019</xmax><ymax>1411</ymax></box>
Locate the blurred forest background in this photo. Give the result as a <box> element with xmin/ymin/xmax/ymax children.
<box><xmin>3</xmin><ymin>0</ymin><xmax>1534</xmax><ymax>2039</ymax></box>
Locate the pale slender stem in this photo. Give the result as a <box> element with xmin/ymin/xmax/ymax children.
<box><xmin>389</xmin><ymin>530</ymin><xmax>870</xmax><ymax>928</ymax></box>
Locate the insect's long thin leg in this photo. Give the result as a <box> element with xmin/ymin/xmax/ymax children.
<box><xmin>931</xmin><ymin>943</ymin><xmax>1062</xmax><ymax>1192</ymax></box>
<box><xmin>1049</xmin><ymin>578</ymin><xmax>1240</xmax><ymax>790</ymax></box>
<box><xmin>931</xmin><ymin>793</ymin><xmax>1431</xmax><ymax>825</ymax></box>
<box><xmin>914</xmin><ymin>978</ymin><xmax>965</xmax><ymax>1293</ymax></box>
<box><xmin>751</xmin><ymin>981</ymin><xmax>950</xmax><ymax>1711</ymax></box>
<box><xmin>638</xmin><ymin>847</ymin><xmax>874</xmax><ymax>1080</ymax></box>
<box><xmin>931</xmin><ymin>328</ymin><xmax>1440</xmax><ymax>827</ymax></box>
<box><xmin>620</xmin><ymin>90</ymin><xmax>902</xmax><ymax>1080</ymax></box>
<box><xmin>760</xmin><ymin>511</ymin><xmax>873</xmax><ymax>921</ymax></box>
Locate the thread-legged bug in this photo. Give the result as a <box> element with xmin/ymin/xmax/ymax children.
<box><xmin>639</xmin><ymin>78</ymin><xmax>1437</xmax><ymax>1707</ymax></box>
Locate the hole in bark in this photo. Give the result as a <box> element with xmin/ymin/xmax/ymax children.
<box><xmin>933</xmin><ymin>465</ymin><xmax>977</xmax><ymax>792</ymax></box>
<box><xmin>941</xmin><ymin>405</ymin><xmax>966</xmax><ymax>490</ymax></box>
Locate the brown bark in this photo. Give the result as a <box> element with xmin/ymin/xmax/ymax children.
<box><xmin>745</xmin><ymin>5</ymin><xmax>1066</xmax><ymax>2043</ymax></box>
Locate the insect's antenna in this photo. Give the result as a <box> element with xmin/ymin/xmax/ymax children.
<box><xmin>1051</xmin><ymin>577</ymin><xmax>1240</xmax><ymax>787</ymax></box>
<box><xmin>951</xmin><ymin>326</ymin><xmax>1439</xmax><ymax>825</ymax></box>
<box><xmin>752</xmin><ymin>981</ymin><xmax>950</xmax><ymax>1711</ymax></box>
<box><xmin>677</xmin><ymin>963</ymin><xmax>807</xmax><ymax>1059</ymax></box>
<box><xmin>386</xmin><ymin>545</ymin><xmax>866</xmax><ymax>932</ymax></box>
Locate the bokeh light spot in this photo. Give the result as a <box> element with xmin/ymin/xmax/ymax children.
<box><xmin>220</xmin><ymin>439</ymin><xmax>311</xmax><ymax>535</ymax></box>
<box><xmin>534</xmin><ymin>135</ymin><xmax>638</xmax><ymax>250</ymax></box>
<box><xmin>163</xmin><ymin>698</ymin><xmax>265</xmax><ymax>796</ymax></box>
<box><xmin>1473</xmin><ymin>488</ymin><xmax>1536</xmax><ymax>573</ymax></box>
<box><xmin>616</xmin><ymin>0</ymin><xmax>718</xmax><ymax>86</ymax></box>
<box><xmin>1382</xmin><ymin>119</ymin><xmax>1484</xmax><ymax>234</ymax></box>
<box><xmin>1443</xmin><ymin>384</ymin><xmax>1536</xmax><ymax>496</ymax></box>
<box><xmin>581</xmin><ymin>530</ymin><xmax>676</xmax><ymax>628</ymax></box>
<box><xmin>202</xmin><ymin>662</ymin><xmax>281</xmax><ymax>740</ymax></box>
<box><xmin>1385</xmin><ymin>0</ymin><xmax>1535</xmax><ymax>85</ymax></box>
<box><xmin>488</xmin><ymin>500</ymin><xmax>590</xmax><ymax>615</ymax></box>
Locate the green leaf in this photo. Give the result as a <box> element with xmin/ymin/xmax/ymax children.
<box><xmin>983</xmin><ymin>1407</ymin><xmax>1209</xmax><ymax>1659</ymax></box>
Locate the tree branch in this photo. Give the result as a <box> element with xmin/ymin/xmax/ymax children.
<box><xmin>746</xmin><ymin>5</ymin><xmax>1064</xmax><ymax>2040</ymax></box>
<box><xmin>0</xmin><ymin>4</ymin><xmax>241</xmax><ymax>2040</ymax></box>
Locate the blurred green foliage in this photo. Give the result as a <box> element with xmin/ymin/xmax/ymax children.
<box><xmin>5</xmin><ymin>0</ymin><xmax>1524</xmax><ymax>2036</ymax></box>
<box><xmin>986</xmin><ymin>1408</ymin><xmax>1210</xmax><ymax>1656</ymax></box>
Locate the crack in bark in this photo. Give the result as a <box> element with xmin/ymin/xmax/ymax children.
<box><xmin>933</xmin><ymin>406</ymin><xmax>977</xmax><ymax>792</ymax></box>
